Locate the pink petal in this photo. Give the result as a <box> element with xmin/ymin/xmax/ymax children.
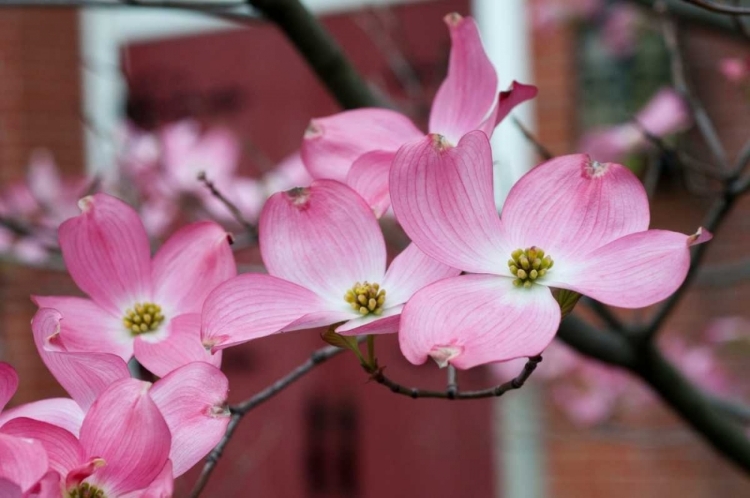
<box><xmin>32</xmin><ymin>471</ymin><xmax>66</xmax><ymax>498</ymax></box>
<box><xmin>428</xmin><ymin>14</ymin><xmax>498</xmax><ymax>144</ymax></box>
<box><xmin>81</xmin><ymin>379</ymin><xmax>171</xmax><ymax>496</ymax></box>
<box><xmin>0</xmin><ymin>399</ymin><xmax>85</xmax><ymax>438</ymax></box>
<box><xmin>0</xmin><ymin>418</ymin><xmax>84</xmax><ymax>478</ymax></box>
<box><xmin>58</xmin><ymin>193</ymin><xmax>152</xmax><ymax>314</ymax></box>
<box><xmin>479</xmin><ymin>81</ymin><xmax>538</xmax><ymax>135</ymax></box>
<box><xmin>31</xmin><ymin>296</ymin><xmax>132</xmax><ymax>361</ymax></box>
<box><xmin>346</xmin><ymin>150</ymin><xmax>394</xmax><ymax>218</ymax></box>
<box><xmin>399</xmin><ymin>274</ymin><xmax>560</xmax><ymax>369</ymax></box>
<box><xmin>500</xmin><ymin>154</ymin><xmax>650</xmax><ymax>261</ymax></box>
<box><xmin>150</xmin><ymin>363</ymin><xmax>230</xmax><ymax>477</ymax></box>
<box><xmin>0</xmin><ymin>362</ymin><xmax>18</xmax><ymax>412</ymax></box>
<box><xmin>635</xmin><ymin>87</ymin><xmax>692</xmax><ymax>138</ymax></box>
<box><xmin>0</xmin><ymin>433</ymin><xmax>49</xmax><ymax>492</ymax></box>
<box><xmin>26</xmin><ymin>149</ymin><xmax>62</xmax><ymax>207</ymax></box>
<box><xmin>0</xmin><ymin>479</ymin><xmax>21</xmax><ymax>498</ymax></box>
<box><xmin>381</xmin><ymin>243</ymin><xmax>461</xmax><ymax>305</ymax></box>
<box><xmin>335</xmin><ymin>306</ymin><xmax>403</xmax><ymax>336</ymax></box>
<box><xmin>264</xmin><ymin>151</ymin><xmax>313</xmax><ymax>195</ymax></box>
<box><xmin>121</xmin><ymin>460</ymin><xmax>173</xmax><ymax>498</ymax></box>
<box><xmin>389</xmin><ymin>131</ymin><xmax>507</xmax><ymax>273</ymax></box>
<box><xmin>31</xmin><ymin>308</ymin><xmax>130</xmax><ymax>412</ymax></box>
<box><xmin>548</xmin><ymin>229</ymin><xmax>699</xmax><ymax>308</ymax></box>
<box><xmin>301</xmin><ymin>109</ymin><xmax>422</xmax><ymax>181</ymax></box>
<box><xmin>134</xmin><ymin>314</ymin><xmax>221</xmax><ymax>378</ymax></box>
<box><xmin>260</xmin><ymin>180</ymin><xmax>386</xmax><ymax>299</ymax></box>
<box><xmin>201</xmin><ymin>274</ymin><xmax>354</xmax><ymax>351</ymax></box>
<box><xmin>152</xmin><ymin>221</ymin><xmax>236</xmax><ymax>315</ymax></box>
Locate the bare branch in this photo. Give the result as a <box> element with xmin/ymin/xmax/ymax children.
<box><xmin>189</xmin><ymin>343</ymin><xmax>349</xmax><ymax>498</ymax></box>
<box><xmin>197</xmin><ymin>172</ymin><xmax>257</xmax><ymax>240</ymax></box>
<box><xmin>681</xmin><ymin>0</ymin><xmax>750</xmax><ymax>15</ymax></box>
<box><xmin>512</xmin><ymin>117</ymin><xmax>553</xmax><ymax>161</ymax></box>
<box><xmin>364</xmin><ymin>356</ymin><xmax>542</xmax><ymax>400</ymax></box>
<box><xmin>659</xmin><ymin>4</ymin><xmax>731</xmax><ymax>172</ymax></box>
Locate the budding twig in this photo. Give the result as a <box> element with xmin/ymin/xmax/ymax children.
<box><xmin>197</xmin><ymin>172</ymin><xmax>258</xmax><ymax>241</ymax></box>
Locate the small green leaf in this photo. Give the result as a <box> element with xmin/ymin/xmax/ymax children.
<box><xmin>553</xmin><ymin>289</ymin><xmax>582</xmax><ymax>318</ymax></box>
<box><xmin>321</xmin><ymin>327</ymin><xmax>367</xmax><ymax>366</ymax></box>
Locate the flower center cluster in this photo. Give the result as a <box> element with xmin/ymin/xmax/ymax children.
<box><xmin>508</xmin><ymin>246</ymin><xmax>554</xmax><ymax>288</ymax></box>
<box><xmin>344</xmin><ymin>282</ymin><xmax>386</xmax><ymax>316</ymax></box>
<box><xmin>123</xmin><ymin>302</ymin><xmax>165</xmax><ymax>336</ymax></box>
<box><xmin>68</xmin><ymin>483</ymin><xmax>106</xmax><ymax>498</ymax></box>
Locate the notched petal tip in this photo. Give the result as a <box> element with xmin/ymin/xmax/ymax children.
<box><xmin>687</xmin><ymin>227</ymin><xmax>713</xmax><ymax>247</ymax></box>
<box><xmin>429</xmin><ymin>345</ymin><xmax>464</xmax><ymax>368</ymax></box>
<box><xmin>208</xmin><ymin>402</ymin><xmax>231</xmax><ymax>418</ymax></box>
<box><xmin>284</xmin><ymin>186</ymin><xmax>312</xmax><ymax>209</ymax></box>
<box><xmin>304</xmin><ymin>120</ymin><xmax>322</xmax><ymax>139</ymax></box>
<box><xmin>429</xmin><ymin>133</ymin><xmax>453</xmax><ymax>152</ymax></box>
<box><xmin>583</xmin><ymin>156</ymin><xmax>613</xmax><ymax>179</ymax></box>
<box><xmin>77</xmin><ymin>195</ymin><xmax>95</xmax><ymax>213</ymax></box>
<box><xmin>444</xmin><ymin>12</ymin><xmax>464</xmax><ymax>27</ymax></box>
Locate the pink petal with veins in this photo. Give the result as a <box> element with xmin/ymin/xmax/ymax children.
<box><xmin>260</xmin><ymin>180</ymin><xmax>386</xmax><ymax>300</ymax></box>
<box><xmin>301</xmin><ymin>109</ymin><xmax>422</xmax><ymax>181</ymax></box>
<box><xmin>81</xmin><ymin>379</ymin><xmax>171</xmax><ymax>496</ymax></box>
<box><xmin>429</xmin><ymin>14</ymin><xmax>498</xmax><ymax>144</ymax></box>
<box><xmin>390</xmin><ymin>131</ymin><xmax>507</xmax><ymax>273</ymax></box>
<box><xmin>31</xmin><ymin>308</ymin><xmax>130</xmax><ymax>411</ymax></box>
<box><xmin>152</xmin><ymin>221</ymin><xmax>236</xmax><ymax>315</ymax></box>
<box><xmin>399</xmin><ymin>275</ymin><xmax>560</xmax><ymax>369</ymax></box>
<box><xmin>150</xmin><ymin>363</ymin><xmax>230</xmax><ymax>477</ymax></box>
<box><xmin>59</xmin><ymin>193</ymin><xmax>152</xmax><ymax>315</ymax></box>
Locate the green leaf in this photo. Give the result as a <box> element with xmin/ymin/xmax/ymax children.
<box><xmin>321</xmin><ymin>327</ymin><xmax>367</xmax><ymax>366</ymax></box>
<box><xmin>553</xmin><ymin>289</ymin><xmax>582</xmax><ymax>318</ymax></box>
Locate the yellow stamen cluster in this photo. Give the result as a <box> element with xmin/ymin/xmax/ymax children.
<box><xmin>68</xmin><ymin>483</ymin><xmax>106</xmax><ymax>498</ymax></box>
<box><xmin>508</xmin><ymin>246</ymin><xmax>554</xmax><ymax>288</ymax></box>
<box><xmin>123</xmin><ymin>302</ymin><xmax>165</xmax><ymax>336</ymax></box>
<box><xmin>344</xmin><ymin>281</ymin><xmax>386</xmax><ymax>316</ymax></box>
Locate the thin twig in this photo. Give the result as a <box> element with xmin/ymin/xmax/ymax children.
<box><xmin>364</xmin><ymin>356</ymin><xmax>542</xmax><ymax>400</ymax></box>
<box><xmin>197</xmin><ymin>172</ymin><xmax>257</xmax><ymax>240</ymax></box>
<box><xmin>582</xmin><ymin>297</ymin><xmax>627</xmax><ymax>333</ymax></box>
<box><xmin>682</xmin><ymin>0</ymin><xmax>750</xmax><ymax>15</ymax></box>
<box><xmin>189</xmin><ymin>343</ymin><xmax>348</xmax><ymax>498</ymax></box>
<box><xmin>659</xmin><ymin>4</ymin><xmax>731</xmax><ymax>172</ymax></box>
<box><xmin>446</xmin><ymin>365</ymin><xmax>457</xmax><ymax>398</ymax></box>
<box><xmin>512</xmin><ymin>117</ymin><xmax>553</xmax><ymax>161</ymax></box>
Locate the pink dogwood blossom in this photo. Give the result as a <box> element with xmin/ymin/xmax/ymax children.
<box><xmin>33</xmin><ymin>193</ymin><xmax>236</xmax><ymax>377</ymax></box>
<box><xmin>27</xmin><ymin>308</ymin><xmax>231</xmax><ymax>483</ymax></box>
<box><xmin>201</xmin><ymin>180</ymin><xmax>459</xmax><ymax>351</ymax></box>
<box><xmin>389</xmin><ymin>131</ymin><xmax>711</xmax><ymax>369</ymax></box>
<box><xmin>301</xmin><ymin>13</ymin><xmax>536</xmax><ymax>217</ymax></box>
<box><xmin>578</xmin><ymin>87</ymin><xmax>692</xmax><ymax>164</ymax></box>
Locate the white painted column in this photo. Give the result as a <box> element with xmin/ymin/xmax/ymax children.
<box><xmin>472</xmin><ymin>0</ymin><xmax>537</xmax><ymax>207</ymax></box>
<box><xmin>471</xmin><ymin>2</ymin><xmax>547</xmax><ymax>498</ymax></box>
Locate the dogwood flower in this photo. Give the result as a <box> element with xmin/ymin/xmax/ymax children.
<box><xmin>389</xmin><ymin>131</ymin><xmax>711</xmax><ymax>369</ymax></box>
<box><xmin>31</xmin><ymin>307</ymin><xmax>231</xmax><ymax>478</ymax></box>
<box><xmin>33</xmin><ymin>193</ymin><xmax>236</xmax><ymax>377</ymax></box>
<box><xmin>201</xmin><ymin>180</ymin><xmax>459</xmax><ymax>351</ymax></box>
<box><xmin>301</xmin><ymin>13</ymin><xmax>536</xmax><ymax>216</ymax></box>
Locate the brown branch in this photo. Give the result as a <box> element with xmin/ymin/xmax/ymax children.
<box><xmin>364</xmin><ymin>356</ymin><xmax>542</xmax><ymax>400</ymax></box>
<box><xmin>188</xmin><ymin>343</ymin><xmax>349</xmax><ymax>498</ymax></box>
<box><xmin>247</xmin><ymin>0</ymin><xmax>387</xmax><ymax>109</ymax></box>
<box><xmin>658</xmin><ymin>4</ymin><xmax>731</xmax><ymax>172</ymax></box>
<box><xmin>197</xmin><ymin>172</ymin><xmax>257</xmax><ymax>240</ymax></box>
<box><xmin>512</xmin><ymin>117</ymin><xmax>553</xmax><ymax>161</ymax></box>
<box><xmin>681</xmin><ymin>0</ymin><xmax>750</xmax><ymax>15</ymax></box>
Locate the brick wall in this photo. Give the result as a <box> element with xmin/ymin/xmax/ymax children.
<box><xmin>0</xmin><ymin>10</ymin><xmax>84</xmax><ymax>402</ymax></box>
